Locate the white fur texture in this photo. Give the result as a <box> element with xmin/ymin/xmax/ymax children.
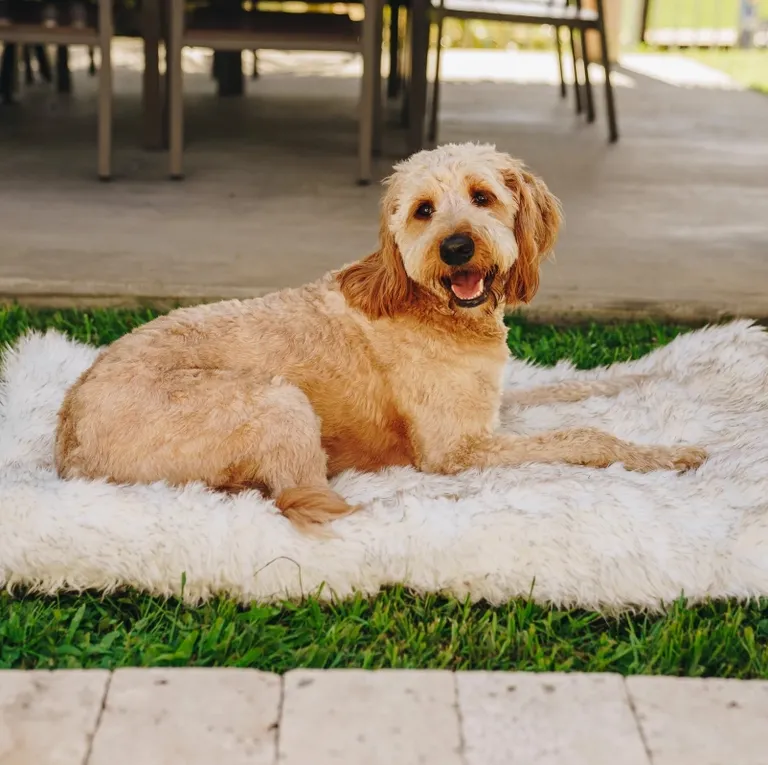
<box><xmin>1</xmin><ymin>323</ymin><xmax>767</xmax><ymax>610</ymax></box>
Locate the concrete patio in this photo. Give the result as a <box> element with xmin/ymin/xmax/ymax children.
<box><xmin>3</xmin><ymin>668</ymin><xmax>768</xmax><ymax>764</ymax></box>
<box><xmin>1</xmin><ymin>45</ymin><xmax>767</xmax><ymax>320</ymax></box>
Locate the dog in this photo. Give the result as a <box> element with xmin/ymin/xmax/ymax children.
<box><xmin>55</xmin><ymin>143</ymin><xmax>707</xmax><ymax>527</ymax></box>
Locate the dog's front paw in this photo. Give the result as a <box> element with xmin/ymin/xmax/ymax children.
<box><xmin>670</xmin><ymin>445</ymin><xmax>708</xmax><ymax>473</ymax></box>
<box><xmin>622</xmin><ymin>445</ymin><xmax>707</xmax><ymax>473</ymax></box>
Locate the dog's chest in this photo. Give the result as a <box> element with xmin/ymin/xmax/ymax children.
<box><xmin>311</xmin><ymin>317</ymin><xmax>508</xmax><ymax>475</ymax></box>
<box><xmin>318</xmin><ymin>373</ymin><xmax>416</xmax><ymax>476</ymax></box>
<box><xmin>388</xmin><ymin>335</ymin><xmax>507</xmax><ymax>420</ymax></box>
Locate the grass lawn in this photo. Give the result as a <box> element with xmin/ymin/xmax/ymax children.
<box><xmin>648</xmin><ymin>0</ymin><xmax>768</xmax><ymax>30</ymax></box>
<box><xmin>641</xmin><ymin>0</ymin><xmax>768</xmax><ymax>93</ymax></box>
<box><xmin>1</xmin><ymin>306</ymin><xmax>767</xmax><ymax>676</ymax></box>
<box><xmin>683</xmin><ymin>48</ymin><xmax>768</xmax><ymax>93</ymax></box>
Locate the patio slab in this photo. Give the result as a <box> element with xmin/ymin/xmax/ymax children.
<box><xmin>0</xmin><ymin>669</ymin><xmax>109</xmax><ymax>765</ymax></box>
<box><xmin>88</xmin><ymin>668</ymin><xmax>280</xmax><ymax>765</ymax></box>
<box><xmin>3</xmin><ymin>669</ymin><xmax>768</xmax><ymax>764</ymax></box>
<box><xmin>279</xmin><ymin>669</ymin><xmax>463</xmax><ymax>765</ymax></box>
<box><xmin>627</xmin><ymin>676</ymin><xmax>768</xmax><ymax>765</ymax></box>
<box><xmin>458</xmin><ymin>672</ymin><xmax>649</xmax><ymax>765</ymax></box>
<box><xmin>0</xmin><ymin>46</ymin><xmax>767</xmax><ymax>321</ymax></box>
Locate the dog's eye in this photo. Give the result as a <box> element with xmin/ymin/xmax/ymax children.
<box><xmin>414</xmin><ymin>202</ymin><xmax>434</xmax><ymax>220</ymax></box>
<box><xmin>471</xmin><ymin>191</ymin><xmax>491</xmax><ymax>207</ymax></box>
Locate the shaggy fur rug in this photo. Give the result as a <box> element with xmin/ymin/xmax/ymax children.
<box><xmin>1</xmin><ymin>322</ymin><xmax>767</xmax><ymax>610</ymax></box>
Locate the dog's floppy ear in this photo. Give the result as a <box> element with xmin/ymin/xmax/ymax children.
<box><xmin>337</xmin><ymin>186</ymin><xmax>413</xmax><ymax>319</ymax></box>
<box><xmin>502</xmin><ymin>162</ymin><xmax>562</xmax><ymax>305</ymax></box>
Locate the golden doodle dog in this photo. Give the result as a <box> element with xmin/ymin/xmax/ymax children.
<box><xmin>55</xmin><ymin>143</ymin><xmax>707</xmax><ymax>527</ymax></box>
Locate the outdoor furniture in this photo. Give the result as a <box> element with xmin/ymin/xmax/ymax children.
<box><xmin>387</xmin><ymin>0</ymin><xmax>406</xmax><ymax>98</ymax></box>
<box><xmin>427</xmin><ymin>0</ymin><xmax>583</xmax><ymax>143</ymax></box>
<box><xmin>166</xmin><ymin>0</ymin><xmax>384</xmax><ymax>184</ymax></box>
<box><xmin>0</xmin><ymin>0</ymin><xmax>114</xmax><ymax>178</ymax></box>
<box><xmin>21</xmin><ymin>43</ymin><xmax>53</xmax><ymax>83</ymax></box>
<box><xmin>405</xmin><ymin>0</ymin><xmax>618</xmax><ymax>152</ymax></box>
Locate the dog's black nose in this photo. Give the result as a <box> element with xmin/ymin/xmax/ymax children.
<box><xmin>439</xmin><ymin>234</ymin><xmax>475</xmax><ymax>266</ymax></box>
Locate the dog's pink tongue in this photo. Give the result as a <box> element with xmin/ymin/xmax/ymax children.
<box><xmin>450</xmin><ymin>272</ymin><xmax>483</xmax><ymax>300</ymax></box>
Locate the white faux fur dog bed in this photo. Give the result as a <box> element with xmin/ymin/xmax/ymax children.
<box><xmin>1</xmin><ymin>322</ymin><xmax>767</xmax><ymax>610</ymax></box>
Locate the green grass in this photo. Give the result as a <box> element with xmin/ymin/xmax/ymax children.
<box><xmin>637</xmin><ymin>0</ymin><xmax>768</xmax><ymax>95</ymax></box>
<box><xmin>1</xmin><ymin>305</ymin><xmax>767</xmax><ymax>676</ymax></box>
<box><xmin>683</xmin><ymin>48</ymin><xmax>768</xmax><ymax>93</ymax></box>
<box><xmin>4</xmin><ymin>590</ymin><xmax>768</xmax><ymax>675</ymax></box>
<box><xmin>648</xmin><ymin>0</ymin><xmax>768</xmax><ymax>30</ymax></box>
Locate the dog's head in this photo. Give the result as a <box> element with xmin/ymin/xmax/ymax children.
<box><xmin>339</xmin><ymin>143</ymin><xmax>562</xmax><ymax>318</ymax></box>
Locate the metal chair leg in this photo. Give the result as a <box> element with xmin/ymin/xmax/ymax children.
<box><xmin>574</xmin><ymin>0</ymin><xmax>594</xmax><ymax>121</ymax></box>
<box><xmin>97</xmin><ymin>0</ymin><xmax>113</xmax><ymax>180</ymax></box>
<box><xmin>595</xmin><ymin>0</ymin><xmax>618</xmax><ymax>142</ymax></box>
<box><xmin>37</xmin><ymin>44</ymin><xmax>53</xmax><ymax>82</ymax></box>
<box><xmin>427</xmin><ymin>15</ymin><xmax>443</xmax><ymax>145</ymax></box>
<box><xmin>578</xmin><ymin>29</ymin><xmax>595</xmax><ymax>122</ymax></box>
<box><xmin>23</xmin><ymin>45</ymin><xmax>33</xmax><ymax>84</ymax></box>
<box><xmin>568</xmin><ymin>27</ymin><xmax>582</xmax><ymax>114</ymax></box>
<box><xmin>639</xmin><ymin>0</ymin><xmax>651</xmax><ymax>43</ymax></box>
<box><xmin>554</xmin><ymin>25</ymin><xmax>566</xmax><ymax>98</ymax></box>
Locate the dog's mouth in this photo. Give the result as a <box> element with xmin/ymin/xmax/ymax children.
<box><xmin>441</xmin><ymin>267</ymin><xmax>497</xmax><ymax>308</ymax></box>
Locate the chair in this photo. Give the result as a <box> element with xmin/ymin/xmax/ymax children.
<box><xmin>0</xmin><ymin>0</ymin><xmax>114</xmax><ymax>178</ymax></box>
<box><xmin>165</xmin><ymin>0</ymin><xmax>384</xmax><ymax>184</ymax></box>
<box><xmin>426</xmin><ymin>0</ymin><xmax>618</xmax><ymax>145</ymax></box>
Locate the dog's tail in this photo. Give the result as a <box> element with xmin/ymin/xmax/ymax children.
<box><xmin>275</xmin><ymin>486</ymin><xmax>358</xmax><ymax>533</ymax></box>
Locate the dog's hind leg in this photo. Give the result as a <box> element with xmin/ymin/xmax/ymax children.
<box><xmin>57</xmin><ymin>370</ymin><xmax>355</xmax><ymax>530</ymax></box>
<box><xmin>503</xmin><ymin>375</ymin><xmax>651</xmax><ymax>408</ymax></box>
<box><xmin>209</xmin><ymin>377</ymin><xmax>356</xmax><ymax>529</ymax></box>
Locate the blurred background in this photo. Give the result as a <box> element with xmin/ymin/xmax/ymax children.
<box><xmin>0</xmin><ymin>0</ymin><xmax>766</xmax><ymax>320</ymax></box>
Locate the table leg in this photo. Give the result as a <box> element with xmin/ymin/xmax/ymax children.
<box><xmin>357</xmin><ymin>0</ymin><xmax>380</xmax><ymax>184</ymax></box>
<box><xmin>399</xmin><ymin>6</ymin><xmax>412</xmax><ymax>127</ymax></box>
<box><xmin>97</xmin><ymin>0</ymin><xmax>113</xmax><ymax>179</ymax></box>
<box><xmin>215</xmin><ymin>51</ymin><xmax>244</xmax><ymax>97</ymax></box>
<box><xmin>56</xmin><ymin>45</ymin><xmax>71</xmax><ymax>93</ymax></box>
<box><xmin>372</xmin><ymin>0</ymin><xmax>384</xmax><ymax>156</ymax></box>
<box><xmin>0</xmin><ymin>43</ymin><xmax>16</xmax><ymax>103</ymax></box>
<box><xmin>168</xmin><ymin>0</ymin><xmax>184</xmax><ymax>178</ymax></box>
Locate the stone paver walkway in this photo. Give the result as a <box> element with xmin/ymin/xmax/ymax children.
<box><xmin>2</xmin><ymin>669</ymin><xmax>767</xmax><ymax>764</ymax></box>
